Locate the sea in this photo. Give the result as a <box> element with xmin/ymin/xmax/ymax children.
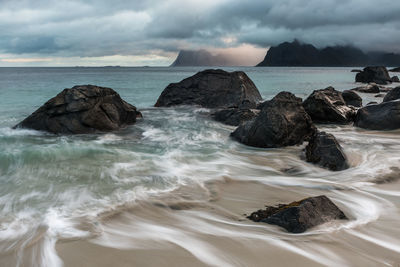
<box><xmin>0</xmin><ymin>67</ymin><xmax>399</xmax><ymax>266</ymax></box>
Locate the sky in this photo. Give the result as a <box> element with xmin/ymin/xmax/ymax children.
<box><xmin>0</xmin><ymin>0</ymin><xmax>399</xmax><ymax>66</ymax></box>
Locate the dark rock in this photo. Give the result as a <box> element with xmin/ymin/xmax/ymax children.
<box><xmin>212</xmin><ymin>108</ymin><xmax>259</xmax><ymax>126</ymax></box>
<box><xmin>14</xmin><ymin>85</ymin><xmax>142</xmax><ymax>134</ymax></box>
<box><xmin>351</xmin><ymin>69</ymin><xmax>362</xmax><ymax>73</ymax></box>
<box><xmin>247</xmin><ymin>195</ymin><xmax>348</xmax><ymax>233</ymax></box>
<box><xmin>231</xmin><ymin>92</ymin><xmax>315</xmax><ymax>148</ymax></box>
<box><xmin>154</xmin><ymin>69</ymin><xmax>262</xmax><ymax>108</ymax></box>
<box><xmin>355</xmin><ymin>66</ymin><xmax>392</xmax><ymax>84</ymax></box>
<box><xmin>342</xmin><ymin>90</ymin><xmax>362</xmax><ymax>107</ymax></box>
<box><xmin>305</xmin><ymin>131</ymin><xmax>349</xmax><ymax>171</ymax></box>
<box><xmin>351</xmin><ymin>83</ymin><xmax>380</xmax><ymax>93</ymax></box>
<box><xmin>391</xmin><ymin>76</ymin><xmax>400</xmax><ymax>82</ymax></box>
<box><xmin>375</xmin><ymin>93</ymin><xmax>385</xmax><ymax>98</ymax></box>
<box><xmin>383</xmin><ymin>86</ymin><xmax>400</xmax><ymax>102</ymax></box>
<box><xmin>379</xmin><ymin>87</ymin><xmax>392</xmax><ymax>93</ymax></box>
<box><xmin>389</xmin><ymin>67</ymin><xmax>400</xmax><ymax>72</ymax></box>
<box><xmin>354</xmin><ymin>100</ymin><xmax>400</xmax><ymax>130</ymax></box>
<box><xmin>302</xmin><ymin>87</ymin><xmax>355</xmax><ymax>124</ymax></box>
<box><xmin>366</xmin><ymin>101</ymin><xmax>378</xmax><ymax>106</ymax></box>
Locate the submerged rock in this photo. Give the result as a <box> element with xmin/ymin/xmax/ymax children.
<box><xmin>303</xmin><ymin>87</ymin><xmax>355</xmax><ymax>124</ymax></box>
<box><xmin>342</xmin><ymin>90</ymin><xmax>362</xmax><ymax>107</ymax></box>
<box><xmin>306</xmin><ymin>131</ymin><xmax>349</xmax><ymax>171</ymax></box>
<box><xmin>351</xmin><ymin>83</ymin><xmax>380</xmax><ymax>93</ymax></box>
<box><xmin>354</xmin><ymin>100</ymin><xmax>400</xmax><ymax>130</ymax></box>
<box><xmin>212</xmin><ymin>108</ymin><xmax>259</xmax><ymax>126</ymax></box>
<box><xmin>154</xmin><ymin>69</ymin><xmax>262</xmax><ymax>108</ymax></box>
<box><xmin>355</xmin><ymin>66</ymin><xmax>392</xmax><ymax>84</ymax></box>
<box><xmin>14</xmin><ymin>85</ymin><xmax>142</xmax><ymax>134</ymax></box>
<box><xmin>231</xmin><ymin>92</ymin><xmax>315</xmax><ymax>148</ymax></box>
<box><xmin>247</xmin><ymin>195</ymin><xmax>348</xmax><ymax>233</ymax></box>
<box><xmin>383</xmin><ymin>86</ymin><xmax>400</xmax><ymax>102</ymax></box>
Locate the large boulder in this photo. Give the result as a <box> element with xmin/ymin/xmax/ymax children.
<box><xmin>14</xmin><ymin>85</ymin><xmax>142</xmax><ymax>134</ymax></box>
<box><xmin>154</xmin><ymin>69</ymin><xmax>262</xmax><ymax>108</ymax></box>
<box><xmin>354</xmin><ymin>100</ymin><xmax>400</xmax><ymax>130</ymax></box>
<box><xmin>355</xmin><ymin>66</ymin><xmax>392</xmax><ymax>84</ymax></box>
<box><xmin>383</xmin><ymin>86</ymin><xmax>400</xmax><ymax>102</ymax></box>
<box><xmin>247</xmin><ymin>195</ymin><xmax>348</xmax><ymax>233</ymax></box>
<box><xmin>342</xmin><ymin>90</ymin><xmax>362</xmax><ymax>107</ymax></box>
<box><xmin>351</xmin><ymin>83</ymin><xmax>380</xmax><ymax>93</ymax></box>
<box><xmin>212</xmin><ymin>108</ymin><xmax>259</xmax><ymax>126</ymax></box>
<box><xmin>306</xmin><ymin>131</ymin><xmax>349</xmax><ymax>171</ymax></box>
<box><xmin>302</xmin><ymin>87</ymin><xmax>355</xmax><ymax>124</ymax></box>
<box><xmin>231</xmin><ymin>92</ymin><xmax>315</xmax><ymax>148</ymax></box>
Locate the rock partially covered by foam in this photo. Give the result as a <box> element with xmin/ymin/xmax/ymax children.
<box><xmin>14</xmin><ymin>85</ymin><xmax>142</xmax><ymax>134</ymax></box>
<box><xmin>247</xmin><ymin>195</ymin><xmax>348</xmax><ymax>233</ymax></box>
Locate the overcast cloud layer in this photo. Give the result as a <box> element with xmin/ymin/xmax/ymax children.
<box><xmin>1</xmin><ymin>0</ymin><xmax>399</xmax><ymax>66</ymax></box>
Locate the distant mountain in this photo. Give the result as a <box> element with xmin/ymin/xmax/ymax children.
<box><xmin>171</xmin><ymin>50</ymin><xmax>233</xmax><ymax>67</ymax></box>
<box><xmin>257</xmin><ymin>40</ymin><xmax>400</xmax><ymax>67</ymax></box>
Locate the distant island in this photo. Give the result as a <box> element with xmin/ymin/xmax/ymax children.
<box><xmin>257</xmin><ymin>40</ymin><xmax>400</xmax><ymax>67</ymax></box>
<box><xmin>171</xmin><ymin>50</ymin><xmax>235</xmax><ymax>67</ymax></box>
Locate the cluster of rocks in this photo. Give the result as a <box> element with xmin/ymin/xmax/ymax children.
<box><xmin>17</xmin><ymin>67</ymin><xmax>400</xmax><ymax>233</ymax></box>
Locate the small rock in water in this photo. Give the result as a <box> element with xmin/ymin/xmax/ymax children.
<box><xmin>383</xmin><ymin>86</ymin><xmax>400</xmax><ymax>102</ymax></box>
<box><xmin>342</xmin><ymin>90</ymin><xmax>362</xmax><ymax>107</ymax></box>
<box><xmin>247</xmin><ymin>195</ymin><xmax>348</xmax><ymax>233</ymax></box>
<box><xmin>303</xmin><ymin>86</ymin><xmax>355</xmax><ymax>124</ymax></box>
<box><xmin>355</xmin><ymin>66</ymin><xmax>392</xmax><ymax>84</ymax></box>
<box><xmin>305</xmin><ymin>131</ymin><xmax>349</xmax><ymax>171</ymax></box>
<box><xmin>212</xmin><ymin>108</ymin><xmax>259</xmax><ymax>126</ymax></box>
<box><xmin>14</xmin><ymin>85</ymin><xmax>142</xmax><ymax>134</ymax></box>
<box><xmin>392</xmin><ymin>76</ymin><xmax>400</xmax><ymax>82</ymax></box>
<box><xmin>374</xmin><ymin>93</ymin><xmax>385</xmax><ymax>98</ymax></box>
<box><xmin>389</xmin><ymin>67</ymin><xmax>400</xmax><ymax>72</ymax></box>
<box><xmin>351</xmin><ymin>83</ymin><xmax>380</xmax><ymax>93</ymax></box>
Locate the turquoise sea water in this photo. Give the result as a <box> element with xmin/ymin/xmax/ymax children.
<box><xmin>1</xmin><ymin>67</ymin><xmax>400</xmax><ymax>266</ymax></box>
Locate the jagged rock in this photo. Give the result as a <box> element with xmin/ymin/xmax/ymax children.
<box><xmin>305</xmin><ymin>131</ymin><xmax>349</xmax><ymax>171</ymax></box>
<box><xmin>14</xmin><ymin>85</ymin><xmax>142</xmax><ymax>134</ymax></box>
<box><xmin>302</xmin><ymin>87</ymin><xmax>355</xmax><ymax>124</ymax></box>
<box><xmin>231</xmin><ymin>92</ymin><xmax>315</xmax><ymax>148</ymax></box>
<box><xmin>354</xmin><ymin>100</ymin><xmax>400</xmax><ymax>130</ymax></box>
<box><xmin>391</xmin><ymin>76</ymin><xmax>400</xmax><ymax>82</ymax></box>
<box><xmin>154</xmin><ymin>69</ymin><xmax>262</xmax><ymax>108</ymax></box>
<box><xmin>212</xmin><ymin>108</ymin><xmax>259</xmax><ymax>126</ymax></box>
<box><xmin>351</xmin><ymin>83</ymin><xmax>380</xmax><ymax>93</ymax></box>
<box><xmin>247</xmin><ymin>195</ymin><xmax>348</xmax><ymax>233</ymax></box>
<box><xmin>383</xmin><ymin>86</ymin><xmax>400</xmax><ymax>102</ymax></box>
<box><xmin>355</xmin><ymin>66</ymin><xmax>392</xmax><ymax>84</ymax></box>
<box><xmin>342</xmin><ymin>90</ymin><xmax>362</xmax><ymax>107</ymax></box>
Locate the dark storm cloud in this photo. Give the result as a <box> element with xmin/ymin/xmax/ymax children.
<box><xmin>0</xmin><ymin>0</ymin><xmax>400</xmax><ymax>58</ymax></box>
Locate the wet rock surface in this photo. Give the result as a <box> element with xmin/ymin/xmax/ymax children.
<box><xmin>305</xmin><ymin>131</ymin><xmax>349</xmax><ymax>171</ymax></box>
<box><xmin>354</xmin><ymin>100</ymin><xmax>400</xmax><ymax>130</ymax></box>
<box><xmin>212</xmin><ymin>108</ymin><xmax>259</xmax><ymax>126</ymax></box>
<box><xmin>303</xmin><ymin>87</ymin><xmax>355</xmax><ymax>124</ymax></box>
<box><xmin>154</xmin><ymin>69</ymin><xmax>262</xmax><ymax>108</ymax></box>
<box><xmin>247</xmin><ymin>195</ymin><xmax>348</xmax><ymax>233</ymax></box>
<box><xmin>355</xmin><ymin>66</ymin><xmax>392</xmax><ymax>84</ymax></box>
<box><xmin>342</xmin><ymin>90</ymin><xmax>362</xmax><ymax>107</ymax></box>
<box><xmin>383</xmin><ymin>86</ymin><xmax>400</xmax><ymax>102</ymax></box>
<box><xmin>14</xmin><ymin>85</ymin><xmax>142</xmax><ymax>134</ymax></box>
<box><xmin>231</xmin><ymin>91</ymin><xmax>315</xmax><ymax>148</ymax></box>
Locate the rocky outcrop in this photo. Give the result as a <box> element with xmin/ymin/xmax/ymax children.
<box><xmin>354</xmin><ymin>100</ymin><xmax>400</xmax><ymax>130</ymax></box>
<box><xmin>247</xmin><ymin>195</ymin><xmax>348</xmax><ymax>233</ymax></box>
<box><xmin>302</xmin><ymin>87</ymin><xmax>355</xmax><ymax>124</ymax></box>
<box><xmin>391</xmin><ymin>76</ymin><xmax>400</xmax><ymax>82</ymax></box>
<box><xmin>231</xmin><ymin>92</ymin><xmax>315</xmax><ymax>148</ymax></box>
<box><xmin>342</xmin><ymin>90</ymin><xmax>362</xmax><ymax>107</ymax></box>
<box><xmin>351</xmin><ymin>83</ymin><xmax>380</xmax><ymax>93</ymax></box>
<box><xmin>154</xmin><ymin>69</ymin><xmax>262</xmax><ymax>108</ymax></box>
<box><xmin>14</xmin><ymin>85</ymin><xmax>142</xmax><ymax>134</ymax></box>
<box><xmin>355</xmin><ymin>66</ymin><xmax>392</xmax><ymax>85</ymax></box>
<box><xmin>383</xmin><ymin>87</ymin><xmax>400</xmax><ymax>102</ymax></box>
<box><xmin>212</xmin><ymin>108</ymin><xmax>259</xmax><ymax>126</ymax></box>
<box><xmin>306</xmin><ymin>132</ymin><xmax>349</xmax><ymax>171</ymax></box>
<box><xmin>389</xmin><ymin>67</ymin><xmax>400</xmax><ymax>72</ymax></box>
